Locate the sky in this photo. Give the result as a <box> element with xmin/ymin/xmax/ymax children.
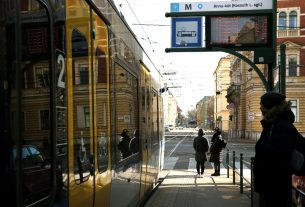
<box><xmin>112</xmin><ymin>0</ymin><xmax>227</xmax><ymax>113</ymax></box>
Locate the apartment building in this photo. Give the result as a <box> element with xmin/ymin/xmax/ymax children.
<box><xmin>226</xmin><ymin>0</ymin><xmax>305</xmax><ymax>140</ymax></box>
<box><xmin>213</xmin><ymin>56</ymin><xmax>231</xmax><ymax>134</ymax></box>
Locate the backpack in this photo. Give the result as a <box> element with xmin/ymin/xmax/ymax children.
<box><xmin>290</xmin><ymin>125</ymin><xmax>305</xmax><ymax>176</ymax></box>
<box><xmin>218</xmin><ymin>139</ymin><xmax>227</xmax><ymax>149</ymax></box>
<box><xmin>212</xmin><ymin>136</ymin><xmax>227</xmax><ymax>151</ymax></box>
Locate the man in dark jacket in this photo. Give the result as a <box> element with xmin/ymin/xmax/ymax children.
<box><xmin>254</xmin><ymin>92</ymin><xmax>294</xmax><ymax>207</ymax></box>
<box><xmin>118</xmin><ymin>129</ymin><xmax>131</xmax><ymax>159</ymax></box>
<box><xmin>193</xmin><ymin>129</ymin><xmax>209</xmax><ymax>177</ymax></box>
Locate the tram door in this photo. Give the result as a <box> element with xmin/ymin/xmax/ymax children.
<box><xmin>91</xmin><ymin>10</ymin><xmax>112</xmax><ymax>207</ymax></box>
<box><xmin>0</xmin><ymin>1</ymin><xmax>71</xmax><ymax>206</ymax></box>
<box><xmin>140</xmin><ymin>65</ymin><xmax>152</xmax><ymax>198</ymax></box>
<box><xmin>66</xmin><ymin>1</ymin><xmax>94</xmax><ymax>206</ymax></box>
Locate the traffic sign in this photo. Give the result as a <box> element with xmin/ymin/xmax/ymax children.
<box><xmin>248</xmin><ymin>112</ymin><xmax>254</xmax><ymax>121</ymax></box>
<box><xmin>171</xmin><ymin>17</ymin><xmax>202</xmax><ymax>48</ymax></box>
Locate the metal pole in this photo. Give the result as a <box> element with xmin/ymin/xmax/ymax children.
<box><xmin>240</xmin><ymin>153</ymin><xmax>243</xmax><ymax>194</ymax></box>
<box><xmin>226</xmin><ymin>148</ymin><xmax>229</xmax><ymax>178</ymax></box>
<box><xmin>280</xmin><ymin>44</ymin><xmax>286</xmax><ymax>95</ymax></box>
<box><xmin>233</xmin><ymin>151</ymin><xmax>235</xmax><ymax>185</ymax></box>
<box><xmin>251</xmin><ymin>157</ymin><xmax>254</xmax><ymax>207</ymax></box>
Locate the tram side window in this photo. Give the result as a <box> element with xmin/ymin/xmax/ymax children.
<box><xmin>115</xmin><ymin>64</ymin><xmax>139</xmax><ymax>161</ymax></box>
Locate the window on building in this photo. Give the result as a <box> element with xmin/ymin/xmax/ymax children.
<box><xmin>40</xmin><ymin>109</ymin><xmax>50</xmax><ymax>130</ymax></box>
<box><xmin>79</xmin><ymin>65</ymin><xmax>89</xmax><ymax>84</ymax></box>
<box><xmin>289</xmin><ymin>11</ymin><xmax>297</xmax><ymax>29</ymax></box>
<box><xmin>84</xmin><ymin>106</ymin><xmax>90</xmax><ymax>128</ymax></box>
<box><xmin>279</xmin><ymin>12</ymin><xmax>287</xmax><ymax>30</ymax></box>
<box><xmin>288</xmin><ymin>55</ymin><xmax>297</xmax><ymax>77</ymax></box>
<box><xmin>77</xmin><ymin>106</ymin><xmax>90</xmax><ymax>128</ymax></box>
<box><xmin>35</xmin><ymin>65</ymin><xmax>49</xmax><ymax>88</ymax></box>
<box><xmin>290</xmin><ymin>100</ymin><xmax>298</xmax><ymax>122</ymax></box>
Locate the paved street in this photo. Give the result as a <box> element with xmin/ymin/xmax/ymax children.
<box><xmin>144</xmin><ymin>129</ymin><xmax>253</xmax><ymax>207</ymax></box>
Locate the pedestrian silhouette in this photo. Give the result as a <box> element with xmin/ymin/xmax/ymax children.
<box><xmin>118</xmin><ymin>129</ymin><xmax>131</xmax><ymax>159</ymax></box>
<box><xmin>254</xmin><ymin>92</ymin><xmax>294</xmax><ymax>207</ymax></box>
<box><xmin>209</xmin><ymin>127</ymin><xmax>223</xmax><ymax>176</ymax></box>
<box><xmin>193</xmin><ymin>129</ymin><xmax>209</xmax><ymax>177</ymax></box>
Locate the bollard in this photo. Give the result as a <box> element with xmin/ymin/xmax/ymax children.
<box><xmin>226</xmin><ymin>148</ymin><xmax>229</xmax><ymax>178</ymax></box>
<box><xmin>233</xmin><ymin>151</ymin><xmax>235</xmax><ymax>185</ymax></box>
<box><xmin>251</xmin><ymin>157</ymin><xmax>254</xmax><ymax>207</ymax></box>
<box><xmin>240</xmin><ymin>153</ymin><xmax>243</xmax><ymax>194</ymax></box>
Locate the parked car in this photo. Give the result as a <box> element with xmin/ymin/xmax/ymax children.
<box><xmin>165</xmin><ymin>126</ymin><xmax>169</xmax><ymax>132</ymax></box>
<box><xmin>168</xmin><ymin>125</ymin><xmax>174</xmax><ymax>130</ymax></box>
<box><xmin>13</xmin><ymin>145</ymin><xmax>52</xmax><ymax>204</ymax></box>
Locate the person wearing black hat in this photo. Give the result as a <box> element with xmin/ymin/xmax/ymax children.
<box><xmin>254</xmin><ymin>92</ymin><xmax>294</xmax><ymax>207</ymax></box>
<box><xmin>209</xmin><ymin>127</ymin><xmax>222</xmax><ymax>176</ymax></box>
<box><xmin>118</xmin><ymin>129</ymin><xmax>131</xmax><ymax>159</ymax></box>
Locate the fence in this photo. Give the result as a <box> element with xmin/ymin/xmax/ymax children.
<box><xmin>224</xmin><ymin>149</ymin><xmax>305</xmax><ymax>207</ymax></box>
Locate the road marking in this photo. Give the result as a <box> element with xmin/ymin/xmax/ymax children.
<box><xmin>168</xmin><ymin>137</ymin><xmax>185</xmax><ymax>157</ymax></box>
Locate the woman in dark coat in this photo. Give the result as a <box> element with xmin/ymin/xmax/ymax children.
<box><xmin>209</xmin><ymin>127</ymin><xmax>222</xmax><ymax>176</ymax></box>
<box><xmin>254</xmin><ymin>92</ymin><xmax>294</xmax><ymax>207</ymax></box>
<box><xmin>193</xmin><ymin>129</ymin><xmax>209</xmax><ymax>177</ymax></box>
<box><xmin>118</xmin><ymin>129</ymin><xmax>131</xmax><ymax>159</ymax></box>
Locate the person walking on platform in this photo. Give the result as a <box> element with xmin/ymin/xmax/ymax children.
<box><xmin>193</xmin><ymin>129</ymin><xmax>209</xmax><ymax>177</ymax></box>
<box><xmin>254</xmin><ymin>92</ymin><xmax>294</xmax><ymax>207</ymax></box>
<box><xmin>118</xmin><ymin>129</ymin><xmax>131</xmax><ymax>159</ymax></box>
<box><xmin>209</xmin><ymin>127</ymin><xmax>223</xmax><ymax>176</ymax></box>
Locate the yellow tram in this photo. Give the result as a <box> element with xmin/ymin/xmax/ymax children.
<box><xmin>0</xmin><ymin>0</ymin><xmax>164</xmax><ymax>206</ymax></box>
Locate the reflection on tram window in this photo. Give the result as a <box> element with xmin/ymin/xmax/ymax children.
<box><xmin>114</xmin><ymin>64</ymin><xmax>139</xmax><ymax>161</ymax></box>
<box><xmin>18</xmin><ymin>4</ymin><xmax>53</xmax><ymax>204</ymax></box>
<box><xmin>35</xmin><ymin>65</ymin><xmax>50</xmax><ymax>88</ymax></box>
<box><xmin>94</xmin><ymin>13</ymin><xmax>109</xmax><ymax>172</ymax></box>
<box><xmin>151</xmin><ymin>92</ymin><xmax>160</xmax><ymax>149</ymax></box>
<box><xmin>130</xmin><ymin>129</ymin><xmax>139</xmax><ymax>154</ymax></box>
<box><xmin>40</xmin><ymin>109</ymin><xmax>50</xmax><ymax>130</ymax></box>
<box><xmin>14</xmin><ymin>145</ymin><xmax>51</xmax><ymax>205</ymax></box>
<box><xmin>72</xmin><ymin>28</ymin><xmax>91</xmax><ymax>184</ymax></box>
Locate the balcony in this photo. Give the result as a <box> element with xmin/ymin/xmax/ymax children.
<box><xmin>226</xmin><ymin>84</ymin><xmax>240</xmax><ymax>96</ymax></box>
<box><xmin>277</xmin><ymin>29</ymin><xmax>300</xmax><ymax>38</ymax></box>
<box><xmin>226</xmin><ymin>84</ymin><xmax>240</xmax><ymax>104</ymax></box>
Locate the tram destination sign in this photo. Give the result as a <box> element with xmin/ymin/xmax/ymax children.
<box><xmin>170</xmin><ymin>0</ymin><xmax>273</xmax><ymax>13</ymax></box>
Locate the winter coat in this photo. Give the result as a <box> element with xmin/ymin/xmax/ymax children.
<box><xmin>253</xmin><ymin>101</ymin><xmax>294</xmax><ymax>196</ymax></box>
<box><xmin>209</xmin><ymin>132</ymin><xmax>223</xmax><ymax>163</ymax></box>
<box><xmin>118</xmin><ymin>136</ymin><xmax>131</xmax><ymax>159</ymax></box>
<box><xmin>193</xmin><ymin>136</ymin><xmax>209</xmax><ymax>162</ymax></box>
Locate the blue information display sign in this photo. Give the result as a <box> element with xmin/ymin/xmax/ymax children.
<box><xmin>171</xmin><ymin>17</ymin><xmax>202</xmax><ymax>48</ymax></box>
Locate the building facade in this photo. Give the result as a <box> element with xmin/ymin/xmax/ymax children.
<box><xmin>196</xmin><ymin>96</ymin><xmax>214</xmax><ymax>130</ymax></box>
<box><xmin>225</xmin><ymin>0</ymin><xmax>305</xmax><ymax>140</ymax></box>
<box><xmin>214</xmin><ymin>56</ymin><xmax>231</xmax><ymax>135</ymax></box>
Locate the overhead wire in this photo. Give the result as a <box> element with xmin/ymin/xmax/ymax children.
<box><xmin>124</xmin><ymin>0</ymin><xmax>158</xmax><ymax>54</ymax></box>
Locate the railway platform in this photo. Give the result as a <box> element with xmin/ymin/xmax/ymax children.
<box><xmin>144</xmin><ymin>167</ymin><xmax>251</xmax><ymax>207</ymax></box>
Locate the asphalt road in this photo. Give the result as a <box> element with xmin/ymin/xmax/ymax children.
<box><xmin>164</xmin><ymin>129</ymin><xmax>256</xmax><ymax>175</ymax></box>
